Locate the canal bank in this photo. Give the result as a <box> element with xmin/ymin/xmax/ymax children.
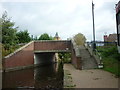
<box><xmin>64</xmin><ymin>64</ymin><xmax>118</xmax><ymax>88</ymax></box>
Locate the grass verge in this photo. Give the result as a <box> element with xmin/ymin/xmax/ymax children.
<box><xmin>97</xmin><ymin>46</ymin><xmax>120</xmax><ymax>77</ymax></box>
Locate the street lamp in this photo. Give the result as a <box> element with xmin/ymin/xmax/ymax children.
<box><xmin>92</xmin><ymin>1</ymin><xmax>96</xmax><ymax>51</ymax></box>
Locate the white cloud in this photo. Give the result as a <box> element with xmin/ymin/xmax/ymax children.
<box><xmin>0</xmin><ymin>3</ymin><xmax>6</xmax><ymax>17</ymax></box>
<box><xmin>1</xmin><ymin>0</ymin><xmax>119</xmax><ymax>41</ymax></box>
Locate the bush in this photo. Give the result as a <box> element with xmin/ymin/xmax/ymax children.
<box><xmin>58</xmin><ymin>53</ymin><xmax>71</xmax><ymax>63</ymax></box>
<box><xmin>2</xmin><ymin>44</ymin><xmax>20</xmax><ymax>58</ymax></box>
<box><xmin>73</xmin><ymin>33</ymin><xmax>86</xmax><ymax>46</ymax></box>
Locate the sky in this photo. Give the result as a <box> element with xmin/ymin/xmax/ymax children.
<box><xmin>0</xmin><ymin>0</ymin><xmax>119</xmax><ymax>41</ymax></box>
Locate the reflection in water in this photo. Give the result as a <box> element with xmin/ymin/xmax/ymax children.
<box><xmin>2</xmin><ymin>68</ymin><xmax>34</xmax><ymax>88</ymax></box>
<box><xmin>2</xmin><ymin>63</ymin><xmax>64</xmax><ymax>89</ymax></box>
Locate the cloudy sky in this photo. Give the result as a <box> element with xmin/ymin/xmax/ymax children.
<box><xmin>0</xmin><ymin>0</ymin><xmax>119</xmax><ymax>41</ymax></box>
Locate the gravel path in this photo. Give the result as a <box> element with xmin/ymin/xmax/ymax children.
<box><xmin>64</xmin><ymin>64</ymin><xmax>119</xmax><ymax>88</ymax></box>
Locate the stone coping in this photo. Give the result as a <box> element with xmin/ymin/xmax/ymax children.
<box><xmin>34</xmin><ymin>40</ymin><xmax>71</xmax><ymax>42</ymax></box>
<box><xmin>34</xmin><ymin>50</ymin><xmax>71</xmax><ymax>53</ymax></box>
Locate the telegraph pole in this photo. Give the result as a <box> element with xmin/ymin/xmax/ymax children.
<box><xmin>92</xmin><ymin>1</ymin><xmax>96</xmax><ymax>51</ymax></box>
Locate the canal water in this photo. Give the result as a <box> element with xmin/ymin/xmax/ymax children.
<box><xmin>2</xmin><ymin>62</ymin><xmax>64</xmax><ymax>89</ymax></box>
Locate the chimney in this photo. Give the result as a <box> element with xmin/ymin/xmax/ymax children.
<box><xmin>104</xmin><ymin>35</ymin><xmax>108</xmax><ymax>42</ymax></box>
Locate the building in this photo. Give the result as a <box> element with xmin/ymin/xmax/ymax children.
<box><xmin>104</xmin><ymin>34</ymin><xmax>117</xmax><ymax>42</ymax></box>
<box><xmin>54</xmin><ymin>32</ymin><xmax>61</xmax><ymax>62</ymax></box>
<box><xmin>54</xmin><ymin>32</ymin><xmax>60</xmax><ymax>40</ymax></box>
<box><xmin>116</xmin><ymin>1</ymin><xmax>120</xmax><ymax>53</ymax></box>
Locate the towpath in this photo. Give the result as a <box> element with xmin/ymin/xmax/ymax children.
<box><xmin>64</xmin><ymin>64</ymin><xmax>119</xmax><ymax>88</ymax></box>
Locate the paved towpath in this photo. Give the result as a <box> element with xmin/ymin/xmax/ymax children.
<box><xmin>79</xmin><ymin>46</ymin><xmax>98</xmax><ymax>69</ymax></box>
<box><xmin>64</xmin><ymin>64</ymin><xmax>119</xmax><ymax>88</ymax></box>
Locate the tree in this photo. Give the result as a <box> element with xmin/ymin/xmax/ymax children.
<box><xmin>2</xmin><ymin>11</ymin><xmax>18</xmax><ymax>50</ymax></box>
<box><xmin>1</xmin><ymin>11</ymin><xmax>32</xmax><ymax>57</ymax></box>
<box><xmin>16</xmin><ymin>30</ymin><xmax>31</xmax><ymax>43</ymax></box>
<box><xmin>38</xmin><ymin>33</ymin><xmax>53</xmax><ymax>40</ymax></box>
<box><xmin>73</xmin><ymin>33</ymin><xmax>86</xmax><ymax>46</ymax></box>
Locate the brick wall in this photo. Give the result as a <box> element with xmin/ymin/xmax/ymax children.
<box><xmin>3</xmin><ymin>40</ymin><xmax>81</xmax><ymax>71</ymax></box>
<box><xmin>3</xmin><ymin>42</ymin><xmax>34</xmax><ymax>69</ymax></box>
<box><xmin>34</xmin><ymin>41</ymin><xmax>71</xmax><ymax>51</ymax></box>
<box><xmin>71</xmin><ymin>43</ymin><xmax>82</xmax><ymax>69</ymax></box>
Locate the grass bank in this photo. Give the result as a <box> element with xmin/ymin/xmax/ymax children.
<box><xmin>97</xmin><ymin>46</ymin><xmax>120</xmax><ymax>77</ymax></box>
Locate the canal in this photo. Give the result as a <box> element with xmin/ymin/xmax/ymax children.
<box><xmin>2</xmin><ymin>62</ymin><xmax>64</xmax><ymax>89</ymax></box>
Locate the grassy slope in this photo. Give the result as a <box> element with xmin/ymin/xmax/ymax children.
<box><xmin>97</xmin><ymin>46</ymin><xmax>120</xmax><ymax>77</ymax></box>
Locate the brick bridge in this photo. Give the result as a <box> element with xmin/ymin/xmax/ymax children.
<box><xmin>3</xmin><ymin>40</ymin><xmax>82</xmax><ymax>72</ymax></box>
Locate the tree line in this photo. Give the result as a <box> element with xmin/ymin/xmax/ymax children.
<box><xmin>1</xmin><ymin>11</ymin><xmax>86</xmax><ymax>57</ymax></box>
<box><xmin>1</xmin><ymin>11</ymin><xmax>53</xmax><ymax>57</ymax></box>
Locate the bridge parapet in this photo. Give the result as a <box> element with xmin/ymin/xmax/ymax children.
<box><xmin>34</xmin><ymin>40</ymin><xmax>71</xmax><ymax>51</ymax></box>
<box><xmin>71</xmin><ymin>39</ymin><xmax>81</xmax><ymax>57</ymax></box>
<box><xmin>85</xmin><ymin>43</ymin><xmax>103</xmax><ymax>68</ymax></box>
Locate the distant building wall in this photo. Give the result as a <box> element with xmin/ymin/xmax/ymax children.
<box><xmin>104</xmin><ymin>34</ymin><xmax>117</xmax><ymax>42</ymax></box>
<box><xmin>104</xmin><ymin>35</ymin><xmax>108</xmax><ymax>42</ymax></box>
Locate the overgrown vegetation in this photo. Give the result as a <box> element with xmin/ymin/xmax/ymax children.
<box><xmin>1</xmin><ymin>12</ymin><xmax>54</xmax><ymax>58</ymax></box>
<box><xmin>64</xmin><ymin>70</ymin><xmax>76</xmax><ymax>88</ymax></box>
<box><xmin>56</xmin><ymin>60</ymin><xmax>64</xmax><ymax>87</ymax></box>
<box><xmin>1</xmin><ymin>11</ymin><xmax>32</xmax><ymax>57</ymax></box>
<box><xmin>58</xmin><ymin>53</ymin><xmax>71</xmax><ymax>63</ymax></box>
<box><xmin>97</xmin><ymin>46</ymin><xmax>120</xmax><ymax>77</ymax></box>
<box><xmin>58</xmin><ymin>33</ymin><xmax>86</xmax><ymax>64</ymax></box>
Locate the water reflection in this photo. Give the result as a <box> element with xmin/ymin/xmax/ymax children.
<box><xmin>2</xmin><ymin>68</ymin><xmax>34</xmax><ymax>88</ymax></box>
<box><xmin>2</xmin><ymin>63</ymin><xmax>63</xmax><ymax>89</ymax></box>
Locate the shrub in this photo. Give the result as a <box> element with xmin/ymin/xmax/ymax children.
<box><xmin>58</xmin><ymin>53</ymin><xmax>71</xmax><ymax>63</ymax></box>
<box><xmin>101</xmin><ymin>46</ymin><xmax>120</xmax><ymax>61</ymax></box>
